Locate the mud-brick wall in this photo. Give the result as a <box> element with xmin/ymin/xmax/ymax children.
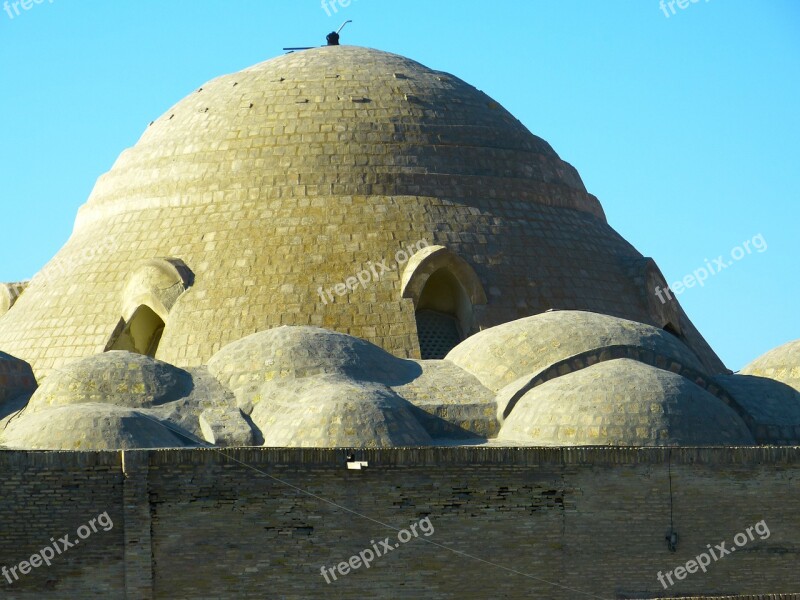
<box><xmin>0</xmin><ymin>451</ymin><xmax>125</xmax><ymax>599</ymax></box>
<box><xmin>1</xmin><ymin>447</ymin><xmax>799</xmax><ymax>600</ymax></box>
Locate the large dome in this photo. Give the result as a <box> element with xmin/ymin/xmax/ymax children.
<box><xmin>84</xmin><ymin>46</ymin><xmax>598</xmax><ymax>220</ymax></box>
<box><xmin>0</xmin><ymin>46</ymin><xmax>722</xmax><ymax>377</ymax></box>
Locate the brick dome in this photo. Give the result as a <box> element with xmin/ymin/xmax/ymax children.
<box><xmin>0</xmin><ymin>46</ymin><xmax>722</xmax><ymax>378</ymax></box>
<box><xmin>498</xmin><ymin>359</ymin><xmax>755</xmax><ymax>446</ymax></box>
<box><xmin>740</xmin><ymin>339</ymin><xmax>800</xmax><ymax>392</ymax></box>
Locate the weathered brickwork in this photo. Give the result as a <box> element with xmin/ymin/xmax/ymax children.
<box><xmin>121</xmin><ymin>451</ymin><xmax>153</xmax><ymax>600</ymax></box>
<box><xmin>0</xmin><ymin>46</ymin><xmax>723</xmax><ymax>379</ymax></box>
<box><xmin>0</xmin><ymin>452</ymin><xmax>124</xmax><ymax>598</ymax></box>
<box><xmin>0</xmin><ymin>447</ymin><xmax>798</xmax><ymax>599</ymax></box>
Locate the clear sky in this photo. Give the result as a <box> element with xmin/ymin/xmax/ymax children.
<box><xmin>0</xmin><ymin>1</ymin><xmax>797</xmax><ymax>370</ymax></box>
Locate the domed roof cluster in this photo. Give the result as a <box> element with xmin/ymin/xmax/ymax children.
<box><xmin>0</xmin><ymin>46</ymin><xmax>795</xmax><ymax>451</ymax></box>
<box><xmin>1</xmin><ymin>312</ymin><xmax>797</xmax><ymax>450</ymax></box>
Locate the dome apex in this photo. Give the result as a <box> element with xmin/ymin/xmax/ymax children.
<box><xmin>79</xmin><ymin>45</ymin><xmax>599</xmax><ymax>228</ymax></box>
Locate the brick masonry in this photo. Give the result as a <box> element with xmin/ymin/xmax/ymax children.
<box><xmin>0</xmin><ymin>447</ymin><xmax>798</xmax><ymax>599</ymax></box>
<box><xmin>0</xmin><ymin>46</ymin><xmax>723</xmax><ymax>379</ymax></box>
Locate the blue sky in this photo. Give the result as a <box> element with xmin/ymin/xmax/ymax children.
<box><xmin>0</xmin><ymin>1</ymin><xmax>797</xmax><ymax>370</ymax></box>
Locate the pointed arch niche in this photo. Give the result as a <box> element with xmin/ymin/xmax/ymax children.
<box><xmin>104</xmin><ymin>258</ymin><xmax>193</xmax><ymax>358</ymax></box>
<box><xmin>106</xmin><ymin>305</ymin><xmax>165</xmax><ymax>357</ymax></box>
<box><xmin>400</xmin><ymin>245</ymin><xmax>487</xmax><ymax>359</ymax></box>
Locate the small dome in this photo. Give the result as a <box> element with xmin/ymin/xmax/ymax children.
<box><xmin>208</xmin><ymin>326</ymin><xmax>420</xmax><ymax>405</ymax></box>
<box><xmin>1</xmin><ymin>404</ymin><xmax>193</xmax><ymax>450</ymax></box>
<box><xmin>251</xmin><ymin>377</ymin><xmax>432</xmax><ymax>447</ymax></box>
<box><xmin>498</xmin><ymin>359</ymin><xmax>754</xmax><ymax>446</ymax></box>
<box><xmin>146</xmin><ymin>366</ymin><xmax>253</xmax><ymax>446</ymax></box>
<box><xmin>27</xmin><ymin>351</ymin><xmax>193</xmax><ymax>412</ymax></box>
<box><xmin>740</xmin><ymin>340</ymin><xmax>800</xmax><ymax>392</ymax></box>
<box><xmin>391</xmin><ymin>359</ymin><xmax>497</xmax><ymax>438</ymax></box>
<box><xmin>715</xmin><ymin>373</ymin><xmax>800</xmax><ymax>444</ymax></box>
<box><xmin>447</xmin><ymin>310</ymin><xmax>706</xmax><ymax>392</ymax></box>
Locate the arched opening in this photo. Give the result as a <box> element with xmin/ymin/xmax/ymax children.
<box><xmin>400</xmin><ymin>244</ymin><xmax>487</xmax><ymax>359</ymax></box>
<box><xmin>663</xmin><ymin>323</ymin><xmax>681</xmax><ymax>338</ymax></box>
<box><xmin>415</xmin><ymin>269</ymin><xmax>471</xmax><ymax>359</ymax></box>
<box><xmin>106</xmin><ymin>305</ymin><xmax>165</xmax><ymax>357</ymax></box>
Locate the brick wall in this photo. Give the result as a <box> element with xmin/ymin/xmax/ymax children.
<box><xmin>0</xmin><ymin>451</ymin><xmax>124</xmax><ymax>598</ymax></box>
<box><xmin>1</xmin><ymin>447</ymin><xmax>798</xmax><ymax>599</ymax></box>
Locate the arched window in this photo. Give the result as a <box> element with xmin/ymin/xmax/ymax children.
<box><xmin>106</xmin><ymin>305</ymin><xmax>165</xmax><ymax>357</ymax></box>
<box><xmin>401</xmin><ymin>245</ymin><xmax>487</xmax><ymax>360</ymax></box>
<box><xmin>415</xmin><ymin>269</ymin><xmax>472</xmax><ymax>359</ymax></box>
<box><xmin>104</xmin><ymin>257</ymin><xmax>192</xmax><ymax>359</ymax></box>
